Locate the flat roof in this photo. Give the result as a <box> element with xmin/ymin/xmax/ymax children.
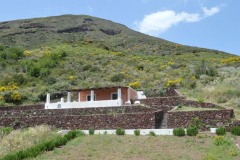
<box><xmin>65</xmin><ymin>86</ymin><xmax>129</xmax><ymax>92</ymax></box>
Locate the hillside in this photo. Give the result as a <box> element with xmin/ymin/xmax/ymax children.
<box><xmin>0</xmin><ymin>14</ymin><xmax>225</xmax><ymax>55</ymax></box>
<box><xmin>0</xmin><ymin>15</ymin><xmax>239</xmax><ymax>116</ymax></box>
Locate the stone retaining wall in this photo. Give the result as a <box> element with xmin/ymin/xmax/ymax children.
<box><xmin>139</xmin><ymin>96</ymin><xmax>185</xmax><ymax>112</ymax></box>
<box><xmin>167</xmin><ymin>109</ymin><xmax>234</xmax><ymax>130</ymax></box>
<box><xmin>226</xmin><ymin>120</ymin><xmax>240</xmax><ymax>131</ymax></box>
<box><xmin>165</xmin><ymin>88</ymin><xmax>182</xmax><ymax>97</ymax></box>
<box><xmin>139</xmin><ymin>96</ymin><xmax>222</xmax><ymax>112</ymax></box>
<box><xmin>0</xmin><ymin>110</ymin><xmax>163</xmax><ymax>130</ymax></box>
<box><xmin>0</xmin><ymin>104</ymin><xmax>44</xmax><ymax>111</ymax></box>
<box><xmin>0</xmin><ymin>106</ymin><xmax>155</xmax><ymax>118</ymax></box>
<box><xmin>182</xmin><ymin>100</ymin><xmax>224</xmax><ymax>109</ymax></box>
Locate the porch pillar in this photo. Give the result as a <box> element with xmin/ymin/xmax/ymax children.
<box><xmin>90</xmin><ymin>90</ymin><xmax>94</xmax><ymax>101</ymax></box>
<box><xmin>67</xmin><ymin>92</ymin><xmax>71</xmax><ymax>102</ymax></box>
<box><xmin>117</xmin><ymin>88</ymin><xmax>122</xmax><ymax>106</ymax></box>
<box><xmin>78</xmin><ymin>92</ymin><xmax>81</xmax><ymax>102</ymax></box>
<box><xmin>127</xmin><ymin>87</ymin><xmax>130</xmax><ymax>102</ymax></box>
<box><xmin>46</xmin><ymin>93</ymin><xmax>50</xmax><ymax>104</ymax></box>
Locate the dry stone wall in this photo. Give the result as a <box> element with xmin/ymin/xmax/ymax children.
<box><xmin>182</xmin><ymin>100</ymin><xmax>224</xmax><ymax>109</ymax></box>
<box><xmin>226</xmin><ymin>120</ymin><xmax>240</xmax><ymax>131</ymax></box>
<box><xmin>0</xmin><ymin>105</ymin><xmax>163</xmax><ymax>130</ymax></box>
<box><xmin>0</xmin><ymin>106</ymin><xmax>154</xmax><ymax>118</ymax></box>
<box><xmin>139</xmin><ymin>96</ymin><xmax>185</xmax><ymax>112</ymax></box>
<box><xmin>0</xmin><ymin>104</ymin><xmax>44</xmax><ymax>111</ymax></box>
<box><xmin>167</xmin><ymin>109</ymin><xmax>234</xmax><ymax>130</ymax></box>
<box><xmin>165</xmin><ymin>88</ymin><xmax>182</xmax><ymax>97</ymax></box>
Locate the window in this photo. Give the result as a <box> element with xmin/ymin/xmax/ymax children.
<box><xmin>87</xmin><ymin>95</ymin><xmax>96</xmax><ymax>101</ymax></box>
<box><xmin>111</xmin><ymin>93</ymin><xmax>118</xmax><ymax>100</ymax></box>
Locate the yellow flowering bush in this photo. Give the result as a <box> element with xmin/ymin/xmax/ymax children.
<box><xmin>7</xmin><ymin>82</ymin><xmax>19</xmax><ymax>90</ymax></box>
<box><xmin>0</xmin><ymin>82</ymin><xmax>19</xmax><ymax>92</ymax></box>
<box><xmin>165</xmin><ymin>78</ymin><xmax>182</xmax><ymax>87</ymax></box>
<box><xmin>11</xmin><ymin>92</ymin><xmax>22</xmax><ymax>102</ymax></box>
<box><xmin>129</xmin><ymin>81</ymin><xmax>141</xmax><ymax>89</ymax></box>
<box><xmin>68</xmin><ymin>75</ymin><xmax>75</xmax><ymax>80</ymax></box>
<box><xmin>221</xmin><ymin>57</ymin><xmax>240</xmax><ymax>64</ymax></box>
<box><xmin>23</xmin><ymin>50</ymin><xmax>32</xmax><ymax>56</ymax></box>
<box><xmin>168</xmin><ymin>62</ymin><xmax>175</xmax><ymax>66</ymax></box>
<box><xmin>0</xmin><ymin>86</ymin><xmax>7</xmax><ymax>92</ymax></box>
<box><xmin>190</xmin><ymin>76</ymin><xmax>197</xmax><ymax>81</ymax></box>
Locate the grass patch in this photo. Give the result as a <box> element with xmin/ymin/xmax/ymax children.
<box><xmin>0</xmin><ymin>130</ymin><xmax>84</xmax><ymax>160</ymax></box>
<box><xmin>29</xmin><ymin>133</ymin><xmax>240</xmax><ymax>160</ymax></box>
<box><xmin>0</xmin><ymin>125</ymin><xmax>56</xmax><ymax>157</ymax></box>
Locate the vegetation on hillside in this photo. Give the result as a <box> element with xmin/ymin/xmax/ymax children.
<box><xmin>0</xmin><ymin>15</ymin><xmax>239</xmax><ymax>117</ymax></box>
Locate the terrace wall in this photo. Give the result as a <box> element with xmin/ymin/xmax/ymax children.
<box><xmin>139</xmin><ymin>96</ymin><xmax>185</xmax><ymax>112</ymax></box>
<box><xmin>0</xmin><ymin>106</ymin><xmax>163</xmax><ymax>130</ymax></box>
<box><xmin>167</xmin><ymin>109</ymin><xmax>234</xmax><ymax>130</ymax></box>
<box><xmin>0</xmin><ymin>104</ymin><xmax>44</xmax><ymax>111</ymax></box>
<box><xmin>0</xmin><ymin>106</ymin><xmax>155</xmax><ymax>118</ymax></box>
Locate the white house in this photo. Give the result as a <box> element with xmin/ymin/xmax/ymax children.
<box><xmin>45</xmin><ymin>86</ymin><xmax>146</xmax><ymax>109</ymax></box>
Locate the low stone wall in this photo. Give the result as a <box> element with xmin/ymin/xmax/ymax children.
<box><xmin>139</xmin><ymin>96</ymin><xmax>185</xmax><ymax>112</ymax></box>
<box><xmin>0</xmin><ymin>104</ymin><xmax>44</xmax><ymax>111</ymax></box>
<box><xmin>0</xmin><ymin>110</ymin><xmax>163</xmax><ymax>130</ymax></box>
<box><xmin>226</xmin><ymin>120</ymin><xmax>240</xmax><ymax>131</ymax></box>
<box><xmin>0</xmin><ymin>106</ymin><xmax>155</xmax><ymax>118</ymax></box>
<box><xmin>182</xmin><ymin>100</ymin><xmax>223</xmax><ymax>109</ymax></box>
<box><xmin>165</xmin><ymin>88</ymin><xmax>182</xmax><ymax>97</ymax></box>
<box><xmin>167</xmin><ymin>109</ymin><xmax>234</xmax><ymax>130</ymax></box>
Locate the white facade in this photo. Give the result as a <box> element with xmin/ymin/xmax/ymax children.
<box><xmin>45</xmin><ymin>87</ymin><xmax>146</xmax><ymax>109</ymax></box>
<box><xmin>45</xmin><ymin>99</ymin><xmax>122</xmax><ymax>109</ymax></box>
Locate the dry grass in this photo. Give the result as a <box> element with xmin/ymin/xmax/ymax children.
<box><xmin>30</xmin><ymin>133</ymin><xmax>240</xmax><ymax>160</ymax></box>
<box><xmin>0</xmin><ymin>125</ymin><xmax>57</xmax><ymax>157</ymax></box>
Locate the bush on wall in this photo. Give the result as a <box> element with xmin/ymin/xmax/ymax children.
<box><xmin>231</xmin><ymin>126</ymin><xmax>240</xmax><ymax>136</ymax></box>
<box><xmin>173</xmin><ymin>128</ymin><xmax>185</xmax><ymax>136</ymax></box>
<box><xmin>116</xmin><ymin>128</ymin><xmax>125</xmax><ymax>135</ymax></box>
<box><xmin>216</xmin><ymin>127</ymin><xmax>226</xmax><ymax>135</ymax></box>
<box><xmin>186</xmin><ymin>126</ymin><xmax>198</xmax><ymax>136</ymax></box>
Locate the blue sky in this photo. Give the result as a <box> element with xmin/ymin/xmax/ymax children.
<box><xmin>0</xmin><ymin>0</ymin><xmax>239</xmax><ymax>55</ymax></box>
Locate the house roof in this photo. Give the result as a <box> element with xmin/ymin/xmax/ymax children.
<box><xmin>64</xmin><ymin>86</ymin><xmax>129</xmax><ymax>92</ymax></box>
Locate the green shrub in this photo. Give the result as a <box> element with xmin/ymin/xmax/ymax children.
<box><xmin>110</xmin><ymin>73</ymin><xmax>125</xmax><ymax>82</ymax></box>
<box><xmin>216</xmin><ymin>127</ymin><xmax>226</xmax><ymax>135</ymax></box>
<box><xmin>214</xmin><ymin>136</ymin><xmax>231</xmax><ymax>146</ymax></box>
<box><xmin>173</xmin><ymin>128</ymin><xmax>185</xmax><ymax>136</ymax></box>
<box><xmin>134</xmin><ymin>129</ymin><xmax>140</xmax><ymax>136</ymax></box>
<box><xmin>116</xmin><ymin>128</ymin><xmax>125</xmax><ymax>135</ymax></box>
<box><xmin>149</xmin><ymin>131</ymin><xmax>156</xmax><ymax>136</ymax></box>
<box><xmin>3</xmin><ymin>92</ymin><xmax>23</xmax><ymax>104</ymax></box>
<box><xmin>187</xmin><ymin>127</ymin><xmax>198</xmax><ymax>136</ymax></box>
<box><xmin>89</xmin><ymin>128</ymin><xmax>95</xmax><ymax>135</ymax></box>
<box><xmin>29</xmin><ymin>67</ymin><xmax>40</xmax><ymax>77</ymax></box>
<box><xmin>231</xmin><ymin>126</ymin><xmax>240</xmax><ymax>136</ymax></box>
<box><xmin>0</xmin><ymin>127</ymin><xmax>13</xmax><ymax>136</ymax></box>
<box><xmin>1</xmin><ymin>130</ymin><xmax>83</xmax><ymax>160</ymax></box>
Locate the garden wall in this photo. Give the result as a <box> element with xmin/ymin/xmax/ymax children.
<box><xmin>226</xmin><ymin>120</ymin><xmax>240</xmax><ymax>131</ymax></box>
<box><xmin>167</xmin><ymin>109</ymin><xmax>234</xmax><ymax>130</ymax></box>
<box><xmin>0</xmin><ymin>106</ymin><xmax>155</xmax><ymax>118</ymax></box>
<box><xmin>165</xmin><ymin>88</ymin><xmax>182</xmax><ymax>97</ymax></box>
<box><xmin>0</xmin><ymin>105</ymin><xmax>163</xmax><ymax>130</ymax></box>
<box><xmin>139</xmin><ymin>96</ymin><xmax>185</xmax><ymax>112</ymax></box>
<box><xmin>0</xmin><ymin>104</ymin><xmax>44</xmax><ymax>111</ymax></box>
<box><xmin>182</xmin><ymin>100</ymin><xmax>224</xmax><ymax>109</ymax></box>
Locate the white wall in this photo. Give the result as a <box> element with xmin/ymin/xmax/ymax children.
<box><xmin>82</xmin><ymin>129</ymin><xmax>174</xmax><ymax>135</ymax></box>
<box><xmin>45</xmin><ymin>99</ymin><xmax>122</xmax><ymax>109</ymax></box>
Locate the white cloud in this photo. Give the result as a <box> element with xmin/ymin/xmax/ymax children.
<box><xmin>203</xmin><ymin>7</ymin><xmax>220</xmax><ymax>17</ymax></box>
<box><xmin>135</xmin><ymin>6</ymin><xmax>220</xmax><ymax>36</ymax></box>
